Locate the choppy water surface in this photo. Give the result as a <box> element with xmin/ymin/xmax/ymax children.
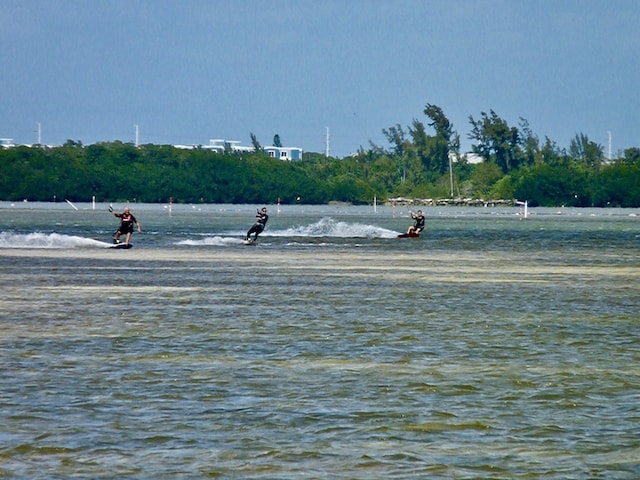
<box><xmin>1</xmin><ymin>202</ymin><xmax>639</xmax><ymax>478</ymax></box>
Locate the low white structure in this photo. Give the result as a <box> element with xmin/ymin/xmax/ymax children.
<box><xmin>174</xmin><ymin>139</ymin><xmax>248</xmax><ymax>152</ymax></box>
<box><xmin>175</xmin><ymin>139</ymin><xmax>303</xmax><ymax>160</ymax></box>
<box><xmin>0</xmin><ymin>138</ymin><xmax>15</xmax><ymax>148</ymax></box>
<box><xmin>206</xmin><ymin>139</ymin><xmax>253</xmax><ymax>153</ymax></box>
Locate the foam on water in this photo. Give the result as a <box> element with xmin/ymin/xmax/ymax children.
<box><xmin>1</xmin><ymin>218</ymin><xmax>398</xmax><ymax>251</ymax></box>
<box><xmin>176</xmin><ymin>218</ymin><xmax>399</xmax><ymax>246</ymax></box>
<box><xmin>0</xmin><ymin>231</ymin><xmax>112</xmax><ymax>249</ymax></box>
<box><xmin>275</xmin><ymin>217</ymin><xmax>399</xmax><ymax>238</ymax></box>
<box><xmin>176</xmin><ymin>235</ymin><xmax>245</xmax><ymax>247</ymax></box>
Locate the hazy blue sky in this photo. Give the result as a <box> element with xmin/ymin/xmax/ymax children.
<box><xmin>2</xmin><ymin>0</ymin><xmax>638</xmax><ymax>157</ymax></box>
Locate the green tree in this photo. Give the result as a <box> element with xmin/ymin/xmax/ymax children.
<box><xmin>592</xmin><ymin>162</ymin><xmax>640</xmax><ymax>207</ymax></box>
<box><xmin>468</xmin><ymin>110</ymin><xmax>524</xmax><ymax>173</ymax></box>
<box><xmin>621</xmin><ymin>147</ymin><xmax>640</xmax><ymax>165</ymax></box>
<box><xmin>408</xmin><ymin>119</ymin><xmax>431</xmax><ymax>171</ymax></box>
<box><xmin>423</xmin><ymin>103</ymin><xmax>456</xmax><ymax>175</ymax></box>
<box><xmin>250</xmin><ymin>132</ymin><xmax>262</xmax><ymax>152</ymax></box>
<box><xmin>382</xmin><ymin>124</ymin><xmax>408</xmax><ymax>157</ymax></box>
<box><xmin>569</xmin><ymin>133</ymin><xmax>604</xmax><ymax>169</ymax></box>
<box><xmin>539</xmin><ymin>137</ymin><xmax>566</xmax><ymax>166</ymax></box>
<box><xmin>514</xmin><ymin>164</ymin><xmax>590</xmax><ymax>207</ymax></box>
<box><xmin>470</xmin><ymin>162</ymin><xmax>503</xmax><ymax>197</ymax></box>
<box><xmin>518</xmin><ymin>118</ymin><xmax>539</xmax><ymax>167</ymax></box>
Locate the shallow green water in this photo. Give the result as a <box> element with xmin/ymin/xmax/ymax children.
<box><xmin>1</xmin><ymin>203</ymin><xmax>639</xmax><ymax>478</ymax></box>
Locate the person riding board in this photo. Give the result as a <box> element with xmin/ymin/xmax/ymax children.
<box><xmin>111</xmin><ymin>206</ymin><xmax>142</xmax><ymax>245</ymax></box>
<box><xmin>407</xmin><ymin>210</ymin><xmax>425</xmax><ymax>235</ymax></box>
<box><xmin>245</xmin><ymin>207</ymin><xmax>268</xmax><ymax>242</ymax></box>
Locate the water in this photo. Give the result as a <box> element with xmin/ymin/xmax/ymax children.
<box><xmin>1</xmin><ymin>202</ymin><xmax>639</xmax><ymax>478</ymax></box>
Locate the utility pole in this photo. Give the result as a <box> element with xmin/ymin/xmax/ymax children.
<box><xmin>449</xmin><ymin>152</ymin><xmax>454</xmax><ymax>197</ymax></box>
<box><xmin>325</xmin><ymin>127</ymin><xmax>330</xmax><ymax>158</ymax></box>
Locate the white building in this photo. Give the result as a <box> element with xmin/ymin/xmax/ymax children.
<box><xmin>0</xmin><ymin>138</ymin><xmax>15</xmax><ymax>148</ymax></box>
<box><xmin>175</xmin><ymin>139</ymin><xmax>303</xmax><ymax>160</ymax></box>
<box><xmin>205</xmin><ymin>139</ymin><xmax>253</xmax><ymax>153</ymax></box>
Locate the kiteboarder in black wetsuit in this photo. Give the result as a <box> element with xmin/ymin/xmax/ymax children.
<box><xmin>245</xmin><ymin>207</ymin><xmax>269</xmax><ymax>242</ymax></box>
<box><xmin>112</xmin><ymin>206</ymin><xmax>142</xmax><ymax>245</ymax></box>
<box><xmin>407</xmin><ymin>210</ymin><xmax>425</xmax><ymax>235</ymax></box>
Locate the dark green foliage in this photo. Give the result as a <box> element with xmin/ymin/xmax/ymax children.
<box><xmin>1</xmin><ymin>103</ymin><xmax>639</xmax><ymax>206</ymax></box>
<box><xmin>0</xmin><ymin>143</ymin><xmax>379</xmax><ymax>204</ymax></box>
<box><xmin>569</xmin><ymin>133</ymin><xmax>605</xmax><ymax>169</ymax></box>
<box><xmin>468</xmin><ymin>110</ymin><xmax>526</xmax><ymax>173</ymax></box>
<box><xmin>593</xmin><ymin>162</ymin><xmax>640</xmax><ymax>207</ymax></box>
<box><xmin>513</xmin><ymin>164</ymin><xmax>590</xmax><ymax>207</ymax></box>
<box><xmin>250</xmin><ymin>133</ymin><xmax>262</xmax><ymax>152</ymax></box>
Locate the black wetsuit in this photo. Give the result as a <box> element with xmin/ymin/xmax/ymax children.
<box><xmin>115</xmin><ymin>212</ymin><xmax>138</xmax><ymax>234</ymax></box>
<box><xmin>412</xmin><ymin>214</ymin><xmax>425</xmax><ymax>231</ymax></box>
<box><xmin>246</xmin><ymin>211</ymin><xmax>269</xmax><ymax>240</ymax></box>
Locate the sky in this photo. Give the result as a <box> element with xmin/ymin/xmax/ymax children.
<box><xmin>2</xmin><ymin>0</ymin><xmax>639</xmax><ymax>158</ymax></box>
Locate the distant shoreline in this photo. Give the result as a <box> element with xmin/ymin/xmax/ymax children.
<box><xmin>386</xmin><ymin>197</ymin><xmax>517</xmax><ymax>207</ymax></box>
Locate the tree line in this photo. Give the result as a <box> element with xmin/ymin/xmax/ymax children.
<box><xmin>1</xmin><ymin>104</ymin><xmax>640</xmax><ymax>207</ymax></box>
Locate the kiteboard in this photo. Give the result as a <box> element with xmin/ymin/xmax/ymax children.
<box><xmin>242</xmin><ymin>238</ymin><xmax>256</xmax><ymax>246</ymax></box>
<box><xmin>110</xmin><ymin>243</ymin><xmax>133</xmax><ymax>249</ymax></box>
<box><xmin>398</xmin><ymin>232</ymin><xmax>420</xmax><ymax>238</ymax></box>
